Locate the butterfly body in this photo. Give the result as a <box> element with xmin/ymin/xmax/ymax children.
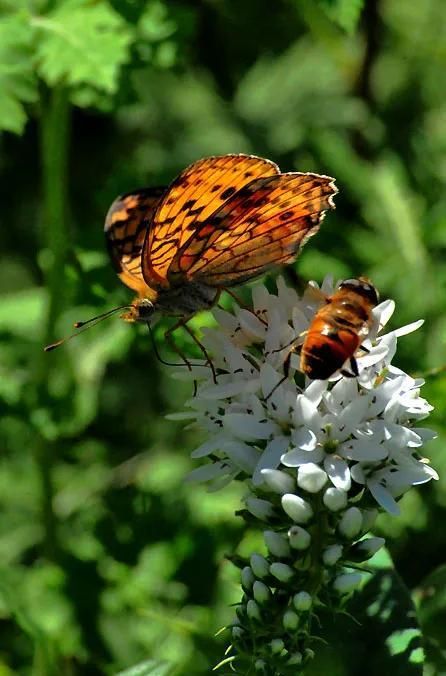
<box><xmin>121</xmin><ymin>282</ymin><xmax>218</xmax><ymax>323</ymax></box>
<box><xmin>104</xmin><ymin>154</ymin><xmax>338</xmax><ymax>326</ymax></box>
<box><xmin>301</xmin><ymin>278</ymin><xmax>379</xmax><ymax>379</ymax></box>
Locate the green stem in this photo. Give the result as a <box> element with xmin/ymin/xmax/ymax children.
<box><xmin>34</xmin><ymin>86</ymin><xmax>71</xmax><ymax>562</ymax></box>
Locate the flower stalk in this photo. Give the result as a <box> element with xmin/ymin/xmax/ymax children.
<box><xmin>172</xmin><ymin>278</ymin><xmax>438</xmax><ymax>674</ymax></box>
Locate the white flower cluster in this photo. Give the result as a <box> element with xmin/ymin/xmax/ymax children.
<box><xmin>171</xmin><ymin>277</ymin><xmax>437</xmax><ymax>673</ymax></box>
<box><xmin>175</xmin><ymin>277</ymin><xmax>437</xmax><ymax>515</ymax></box>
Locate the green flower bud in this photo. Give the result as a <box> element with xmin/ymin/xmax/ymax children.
<box><xmin>322</xmin><ymin>543</ymin><xmax>343</xmax><ymax>566</ymax></box>
<box><xmin>288</xmin><ymin>525</ymin><xmax>311</xmax><ymax>550</ymax></box>
<box><xmin>282</xmin><ymin>493</ymin><xmax>313</xmax><ymax>523</ymax></box>
<box><xmin>333</xmin><ymin>572</ymin><xmax>362</xmax><ymax>594</ymax></box>
<box><xmin>247</xmin><ymin>599</ymin><xmax>261</xmax><ymax>622</ymax></box>
<box><xmin>264</xmin><ymin>530</ymin><xmax>291</xmax><ymax>557</ymax></box>
<box><xmin>250</xmin><ymin>553</ymin><xmax>270</xmax><ymax>579</ymax></box>
<box><xmin>270</xmin><ymin>562</ymin><xmax>295</xmax><ymax>583</ymax></box>
<box><xmin>339</xmin><ymin>507</ymin><xmax>363</xmax><ymax>539</ymax></box>
<box><xmin>293</xmin><ymin>591</ymin><xmax>312</xmax><ymax>611</ymax></box>
<box><xmin>283</xmin><ymin>608</ymin><xmax>299</xmax><ymax>630</ymax></box>
<box><xmin>253</xmin><ymin>580</ymin><xmax>272</xmax><ymax>604</ymax></box>
<box><xmin>260</xmin><ymin>468</ymin><xmax>295</xmax><ymax>494</ymax></box>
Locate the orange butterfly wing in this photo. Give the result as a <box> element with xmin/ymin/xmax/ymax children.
<box><xmin>104</xmin><ymin>187</ymin><xmax>166</xmax><ymax>298</ymax></box>
<box><xmin>171</xmin><ymin>172</ymin><xmax>337</xmax><ymax>286</ymax></box>
<box><xmin>142</xmin><ymin>154</ymin><xmax>280</xmax><ymax>288</ymax></box>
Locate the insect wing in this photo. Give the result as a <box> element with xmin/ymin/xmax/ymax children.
<box><xmin>173</xmin><ymin>172</ymin><xmax>337</xmax><ymax>287</ymax></box>
<box><xmin>105</xmin><ymin>187</ymin><xmax>166</xmax><ymax>297</ymax></box>
<box><xmin>142</xmin><ymin>154</ymin><xmax>280</xmax><ymax>287</ymax></box>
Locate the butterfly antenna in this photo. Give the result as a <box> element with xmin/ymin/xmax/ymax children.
<box><xmin>44</xmin><ymin>305</ymin><xmax>132</xmax><ymax>352</ymax></box>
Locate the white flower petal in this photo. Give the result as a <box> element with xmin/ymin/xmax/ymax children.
<box><xmin>291</xmin><ymin>427</ymin><xmax>318</xmax><ymax>451</ymax></box>
<box><xmin>293</xmin><ymin>394</ymin><xmax>321</xmax><ymax>430</ymax></box>
<box><xmin>356</xmin><ymin>343</ymin><xmax>389</xmax><ymax>369</ymax></box>
<box><xmin>324</xmin><ymin>455</ymin><xmax>351</xmax><ymax>491</ymax></box>
<box><xmin>372</xmin><ymin>299</ymin><xmax>395</xmax><ymax>331</ymax></box>
<box><xmin>191</xmin><ymin>435</ymin><xmax>228</xmax><ymax>458</ymax></box>
<box><xmin>199</xmin><ymin>378</ymin><xmax>260</xmax><ymax>400</ymax></box>
<box><xmin>224</xmin><ymin>441</ymin><xmax>259</xmax><ymax>474</ymax></box>
<box><xmin>368</xmin><ymin>481</ymin><xmax>400</xmax><ymax>515</ymax></box>
<box><xmin>224</xmin><ymin>414</ymin><xmax>278</xmax><ymax>441</ymax></box>
<box><xmin>392</xmin><ymin>319</ymin><xmax>424</xmax><ymax>338</ymax></box>
<box><xmin>238</xmin><ymin>309</ymin><xmax>268</xmax><ymax>341</ymax></box>
<box><xmin>282</xmin><ymin>448</ymin><xmax>324</xmax><ymax>467</ymax></box>
<box><xmin>340</xmin><ymin>439</ymin><xmax>388</xmax><ymax>462</ymax></box>
<box><xmin>186</xmin><ymin>462</ymin><xmax>231</xmax><ymax>484</ymax></box>
<box><xmin>253</xmin><ymin>437</ymin><xmax>290</xmax><ymax>485</ymax></box>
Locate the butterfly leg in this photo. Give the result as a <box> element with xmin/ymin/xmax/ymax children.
<box><xmin>181</xmin><ymin>322</ymin><xmax>218</xmax><ymax>384</ymax></box>
<box><xmin>221</xmin><ymin>287</ymin><xmax>268</xmax><ymax>326</ymax></box>
<box><xmin>164</xmin><ymin>318</ymin><xmax>218</xmax><ymax>386</ymax></box>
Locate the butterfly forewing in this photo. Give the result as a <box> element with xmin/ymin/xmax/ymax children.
<box><xmin>172</xmin><ymin>172</ymin><xmax>337</xmax><ymax>287</ymax></box>
<box><xmin>105</xmin><ymin>187</ymin><xmax>166</xmax><ymax>297</ymax></box>
<box><xmin>142</xmin><ymin>154</ymin><xmax>280</xmax><ymax>287</ymax></box>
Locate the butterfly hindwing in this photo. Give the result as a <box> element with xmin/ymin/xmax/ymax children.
<box><xmin>105</xmin><ymin>187</ymin><xmax>166</xmax><ymax>296</ymax></box>
<box><xmin>142</xmin><ymin>154</ymin><xmax>280</xmax><ymax>287</ymax></box>
<box><xmin>170</xmin><ymin>172</ymin><xmax>337</xmax><ymax>287</ymax></box>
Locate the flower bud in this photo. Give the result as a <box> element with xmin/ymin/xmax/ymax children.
<box><xmin>283</xmin><ymin>609</ymin><xmax>299</xmax><ymax>630</ymax></box>
<box><xmin>297</xmin><ymin>463</ymin><xmax>328</xmax><ymax>493</ymax></box>
<box><xmin>246</xmin><ymin>496</ymin><xmax>275</xmax><ymax>521</ymax></box>
<box><xmin>232</xmin><ymin>625</ymin><xmax>245</xmax><ymax>639</ymax></box>
<box><xmin>250</xmin><ymin>553</ymin><xmax>270</xmax><ymax>579</ymax></box>
<box><xmin>254</xmin><ymin>659</ymin><xmax>267</xmax><ymax>673</ymax></box>
<box><xmin>270</xmin><ymin>562</ymin><xmax>295</xmax><ymax>583</ymax></box>
<box><xmin>261</xmin><ymin>468</ymin><xmax>295</xmax><ymax>494</ymax></box>
<box><xmin>241</xmin><ymin>566</ymin><xmax>255</xmax><ymax>590</ymax></box>
<box><xmin>322</xmin><ymin>544</ymin><xmax>343</xmax><ymax>566</ymax></box>
<box><xmin>264</xmin><ymin>530</ymin><xmax>291</xmax><ymax>558</ymax></box>
<box><xmin>349</xmin><ymin>537</ymin><xmax>385</xmax><ymax>561</ymax></box>
<box><xmin>247</xmin><ymin>599</ymin><xmax>261</xmax><ymax>622</ymax></box>
<box><xmin>282</xmin><ymin>493</ymin><xmax>313</xmax><ymax>523</ymax></box>
<box><xmin>323</xmin><ymin>486</ymin><xmax>348</xmax><ymax>511</ymax></box>
<box><xmin>293</xmin><ymin>591</ymin><xmax>312</xmax><ymax>611</ymax></box>
<box><xmin>287</xmin><ymin>652</ymin><xmax>303</xmax><ymax>666</ymax></box>
<box><xmin>253</xmin><ymin>580</ymin><xmax>272</xmax><ymax>604</ymax></box>
<box><xmin>338</xmin><ymin>507</ymin><xmax>363</xmax><ymax>539</ymax></box>
<box><xmin>361</xmin><ymin>508</ymin><xmax>379</xmax><ymax>532</ymax></box>
<box><xmin>270</xmin><ymin>638</ymin><xmax>285</xmax><ymax>655</ymax></box>
<box><xmin>333</xmin><ymin>572</ymin><xmax>362</xmax><ymax>594</ymax></box>
<box><xmin>288</xmin><ymin>525</ymin><xmax>311</xmax><ymax>550</ymax></box>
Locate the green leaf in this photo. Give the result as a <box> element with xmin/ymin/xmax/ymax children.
<box><xmin>415</xmin><ymin>564</ymin><xmax>446</xmax><ymax>672</ymax></box>
<box><xmin>0</xmin><ymin>13</ymin><xmax>37</xmax><ymax>134</ymax></box>
<box><xmin>33</xmin><ymin>0</ymin><xmax>132</xmax><ymax>94</ymax></box>
<box><xmin>306</xmin><ymin>560</ymin><xmax>424</xmax><ymax>675</ymax></box>
<box><xmin>116</xmin><ymin>659</ymin><xmax>173</xmax><ymax>676</ymax></box>
<box><xmin>317</xmin><ymin>0</ymin><xmax>365</xmax><ymax>33</ymax></box>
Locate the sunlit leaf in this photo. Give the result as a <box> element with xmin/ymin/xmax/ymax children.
<box><xmin>116</xmin><ymin>659</ymin><xmax>173</xmax><ymax>676</ymax></box>
<box><xmin>33</xmin><ymin>0</ymin><xmax>132</xmax><ymax>94</ymax></box>
<box><xmin>306</xmin><ymin>553</ymin><xmax>424</xmax><ymax>675</ymax></box>
<box><xmin>0</xmin><ymin>13</ymin><xmax>37</xmax><ymax>134</ymax></box>
<box><xmin>317</xmin><ymin>0</ymin><xmax>365</xmax><ymax>33</ymax></box>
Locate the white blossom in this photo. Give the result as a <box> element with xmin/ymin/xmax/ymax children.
<box><xmin>174</xmin><ymin>277</ymin><xmax>438</xmax><ymax>673</ymax></box>
<box><xmin>179</xmin><ymin>277</ymin><xmax>437</xmax><ymax>514</ymax></box>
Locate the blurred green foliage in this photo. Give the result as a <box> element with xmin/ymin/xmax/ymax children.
<box><xmin>1</xmin><ymin>0</ymin><xmax>446</xmax><ymax>674</ymax></box>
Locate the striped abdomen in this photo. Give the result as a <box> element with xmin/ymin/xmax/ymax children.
<box><xmin>300</xmin><ymin>279</ymin><xmax>379</xmax><ymax>380</ymax></box>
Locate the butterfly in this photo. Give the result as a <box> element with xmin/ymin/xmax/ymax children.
<box><xmin>45</xmin><ymin>154</ymin><xmax>337</xmax><ymax>359</ymax></box>
<box><xmin>104</xmin><ymin>154</ymin><xmax>337</xmax><ymax>326</ymax></box>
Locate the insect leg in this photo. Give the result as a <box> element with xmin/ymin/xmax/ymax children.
<box><xmin>340</xmin><ymin>357</ymin><xmax>358</xmax><ymax>378</ymax></box>
<box><xmin>181</xmin><ymin>322</ymin><xmax>218</xmax><ymax>384</ymax></box>
<box><xmin>164</xmin><ymin>318</ymin><xmax>218</xmax><ymax>385</ymax></box>
<box><xmin>221</xmin><ymin>287</ymin><xmax>268</xmax><ymax>326</ymax></box>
